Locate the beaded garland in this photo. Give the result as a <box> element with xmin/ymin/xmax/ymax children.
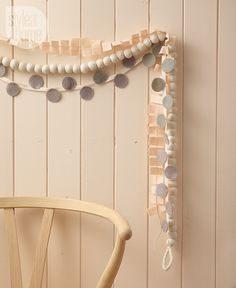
<box><xmin>0</xmin><ymin>29</ymin><xmax>178</xmax><ymax>271</ymax></box>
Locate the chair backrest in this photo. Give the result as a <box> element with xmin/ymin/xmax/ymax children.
<box><xmin>0</xmin><ymin>197</ymin><xmax>132</xmax><ymax>288</ymax></box>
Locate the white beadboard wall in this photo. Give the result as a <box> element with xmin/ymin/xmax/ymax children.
<box><xmin>0</xmin><ymin>0</ymin><xmax>235</xmax><ymax>287</ymax></box>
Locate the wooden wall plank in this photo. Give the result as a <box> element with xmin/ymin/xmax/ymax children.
<box><xmin>216</xmin><ymin>1</ymin><xmax>236</xmax><ymax>287</ymax></box>
<box><xmin>80</xmin><ymin>1</ymin><xmax>115</xmax><ymax>287</ymax></box>
<box><xmin>47</xmin><ymin>0</ymin><xmax>81</xmax><ymax>287</ymax></box>
<box><xmin>149</xmin><ymin>0</ymin><xmax>183</xmax><ymax>286</ymax></box>
<box><xmin>0</xmin><ymin>1</ymin><xmax>13</xmax><ymax>286</ymax></box>
<box><xmin>12</xmin><ymin>0</ymin><xmax>47</xmax><ymax>287</ymax></box>
<box><xmin>115</xmin><ymin>1</ymin><xmax>149</xmax><ymax>287</ymax></box>
<box><xmin>183</xmin><ymin>0</ymin><xmax>218</xmax><ymax>287</ymax></box>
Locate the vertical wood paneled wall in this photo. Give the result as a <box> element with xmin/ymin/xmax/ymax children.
<box><xmin>0</xmin><ymin>0</ymin><xmax>235</xmax><ymax>287</ymax></box>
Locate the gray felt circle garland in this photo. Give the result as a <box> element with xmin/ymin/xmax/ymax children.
<box><xmin>0</xmin><ymin>43</ymin><xmax>166</xmax><ymax>103</ymax></box>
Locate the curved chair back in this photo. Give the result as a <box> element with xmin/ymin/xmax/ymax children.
<box><xmin>0</xmin><ymin>197</ymin><xmax>132</xmax><ymax>288</ymax></box>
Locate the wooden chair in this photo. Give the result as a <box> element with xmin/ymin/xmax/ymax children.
<box><xmin>0</xmin><ymin>197</ymin><xmax>132</xmax><ymax>288</ymax></box>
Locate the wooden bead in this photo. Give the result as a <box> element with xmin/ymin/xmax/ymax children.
<box><xmin>73</xmin><ymin>64</ymin><xmax>80</xmax><ymax>74</ymax></box>
<box><xmin>26</xmin><ymin>63</ymin><xmax>35</xmax><ymax>73</ymax></box>
<box><xmin>34</xmin><ymin>64</ymin><xmax>42</xmax><ymax>74</ymax></box>
<box><xmin>58</xmin><ymin>64</ymin><xmax>65</xmax><ymax>74</ymax></box>
<box><xmin>116</xmin><ymin>50</ymin><xmax>125</xmax><ymax>60</ymax></box>
<box><xmin>137</xmin><ymin>42</ymin><xmax>146</xmax><ymax>52</ymax></box>
<box><xmin>110</xmin><ymin>54</ymin><xmax>119</xmax><ymax>64</ymax></box>
<box><xmin>150</xmin><ymin>33</ymin><xmax>160</xmax><ymax>44</ymax></box>
<box><xmin>42</xmin><ymin>64</ymin><xmax>50</xmax><ymax>74</ymax></box>
<box><xmin>143</xmin><ymin>38</ymin><xmax>152</xmax><ymax>47</ymax></box>
<box><xmin>10</xmin><ymin>59</ymin><xmax>19</xmax><ymax>70</ymax></box>
<box><xmin>49</xmin><ymin>64</ymin><xmax>58</xmax><ymax>74</ymax></box>
<box><xmin>158</xmin><ymin>31</ymin><xmax>166</xmax><ymax>42</ymax></box>
<box><xmin>88</xmin><ymin>61</ymin><xmax>97</xmax><ymax>71</ymax></box>
<box><xmin>103</xmin><ymin>56</ymin><xmax>112</xmax><ymax>66</ymax></box>
<box><xmin>65</xmin><ymin>64</ymin><xmax>73</xmax><ymax>74</ymax></box>
<box><xmin>96</xmin><ymin>59</ymin><xmax>105</xmax><ymax>69</ymax></box>
<box><xmin>2</xmin><ymin>57</ymin><xmax>10</xmax><ymax>67</ymax></box>
<box><xmin>18</xmin><ymin>62</ymin><xmax>27</xmax><ymax>72</ymax></box>
<box><xmin>80</xmin><ymin>63</ymin><xmax>89</xmax><ymax>74</ymax></box>
<box><xmin>131</xmin><ymin>46</ymin><xmax>140</xmax><ymax>57</ymax></box>
<box><xmin>124</xmin><ymin>49</ymin><xmax>133</xmax><ymax>59</ymax></box>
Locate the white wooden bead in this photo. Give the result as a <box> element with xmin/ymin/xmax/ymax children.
<box><xmin>143</xmin><ymin>38</ymin><xmax>152</xmax><ymax>47</ymax></box>
<box><xmin>124</xmin><ymin>49</ymin><xmax>133</xmax><ymax>59</ymax></box>
<box><xmin>49</xmin><ymin>64</ymin><xmax>58</xmax><ymax>74</ymax></box>
<box><xmin>116</xmin><ymin>50</ymin><xmax>125</xmax><ymax>60</ymax></box>
<box><xmin>26</xmin><ymin>63</ymin><xmax>35</xmax><ymax>73</ymax></box>
<box><xmin>110</xmin><ymin>54</ymin><xmax>119</xmax><ymax>63</ymax></box>
<box><xmin>88</xmin><ymin>61</ymin><xmax>97</xmax><ymax>71</ymax></box>
<box><xmin>96</xmin><ymin>59</ymin><xmax>105</xmax><ymax>69</ymax></box>
<box><xmin>137</xmin><ymin>42</ymin><xmax>146</xmax><ymax>52</ymax></box>
<box><xmin>170</xmin><ymin>82</ymin><xmax>176</xmax><ymax>90</ymax></box>
<box><xmin>65</xmin><ymin>64</ymin><xmax>73</xmax><ymax>74</ymax></box>
<box><xmin>73</xmin><ymin>64</ymin><xmax>80</xmax><ymax>74</ymax></box>
<box><xmin>103</xmin><ymin>56</ymin><xmax>112</xmax><ymax>66</ymax></box>
<box><xmin>167</xmin><ymin>238</ymin><xmax>176</xmax><ymax>247</ymax></box>
<box><xmin>80</xmin><ymin>63</ymin><xmax>89</xmax><ymax>74</ymax></box>
<box><xmin>2</xmin><ymin>57</ymin><xmax>10</xmax><ymax>67</ymax></box>
<box><xmin>150</xmin><ymin>33</ymin><xmax>160</xmax><ymax>44</ymax></box>
<box><xmin>131</xmin><ymin>46</ymin><xmax>140</xmax><ymax>57</ymax></box>
<box><xmin>58</xmin><ymin>64</ymin><xmax>65</xmax><ymax>74</ymax></box>
<box><xmin>18</xmin><ymin>62</ymin><xmax>27</xmax><ymax>72</ymax></box>
<box><xmin>34</xmin><ymin>64</ymin><xmax>42</xmax><ymax>74</ymax></box>
<box><xmin>158</xmin><ymin>31</ymin><xmax>166</xmax><ymax>41</ymax></box>
<box><xmin>10</xmin><ymin>59</ymin><xmax>19</xmax><ymax>70</ymax></box>
<box><xmin>42</xmin><ymin>64</ymin><xmax>50</xmax><ymax>74</ymax></box>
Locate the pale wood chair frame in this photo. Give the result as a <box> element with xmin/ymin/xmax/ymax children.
<box><xmin>0</xmin><ymin>197</ymin><xmax>132</xmax><ymax>288</ymax></box>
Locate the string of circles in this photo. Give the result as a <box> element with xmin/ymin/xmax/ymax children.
<box><xmin>0</xmin><ymin>36</ymin><xmax>175</xmax><ymax>103</ymax></box>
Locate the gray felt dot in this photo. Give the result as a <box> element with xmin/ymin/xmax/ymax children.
<box><xmin>80</xmin><ymin>86</ymin><xmax>94</xmax><ymax>100</ymax></box>
<box><xmin>62</xmin><ymin>77</ymin><xmax>77</xmax><ymax>90</ymax></box>
<box><xmin>152</xmin><ymin>44</ymin><xmax>162</xmax><ymax>56</ymax></box>
<box><xmin>122</xmin><ymin>56</ymin><xmax>136</xmax><ymax>68</ymax></box>
<box><xmin>163</xmin><ymin>95</ymin><xmax>173</xmax><ymax>109</ymax></box>
<box><xmin>162</xmin><ymin>57</ymin><xmax>175</xmax><ymax>73</ymax></box>
<box><xmin>161</xmin><ymin>220</ymin><xmax>169</xmax><ymax>233</ymax></box>
<box><xmin>165</xmin><ymin>166</ymin><xmax>178</xmax><ymax>180</ymax></box>
<box><xmin>47</xmin><ymin>89</ymin><xmax>62</xmax><ymax>103</ymax></box>
<box><xmin>157</xmin><ymin>149</ymin><xmax>167</xmax><ymax>166</ymax></box>
<box><xmin>156</xmin><ymin>183</ymin><xmax>168</xmax><ymax>198</ymax></box>
<box><xmin>157</xmin><ymin>114</ymin><xmax>166</xmax><ymax>128</ymax></box>
<box><xmin>114</xmin><ymin>74</ymin><xmax>129</xmax><ymax>88</ymax></box>
<box><xmin>29</xmin><ymin>75</ymin><xmax>44</xmax><ymax>89</ymax></box>
<box><xmin>7</xmin><ymin>82</ymin><xmax>21</xmax><ymax>97</ymax></box>
<box><xmin>0</xmin><ymin>64</ymin><xmax>6</xmax><ymax>77</ymax></box>
<box><xmin>93</xmin><ymin>70</ymin><xmax>108</xmax><ymax>84</ymax></box>
<box><xmin>142</xmin><ymin>53</ymin><xmax>156</xmax><ymax>67</ymax></box>
<box><xmin>152</xmin><ymin>77</ymin><xmax>166</xmax><ymax>92</ymax></box>
<box><xmin>166</xmin><ymin>202</ymin><xmax>173</xmax><ymax>217</ymax></box>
